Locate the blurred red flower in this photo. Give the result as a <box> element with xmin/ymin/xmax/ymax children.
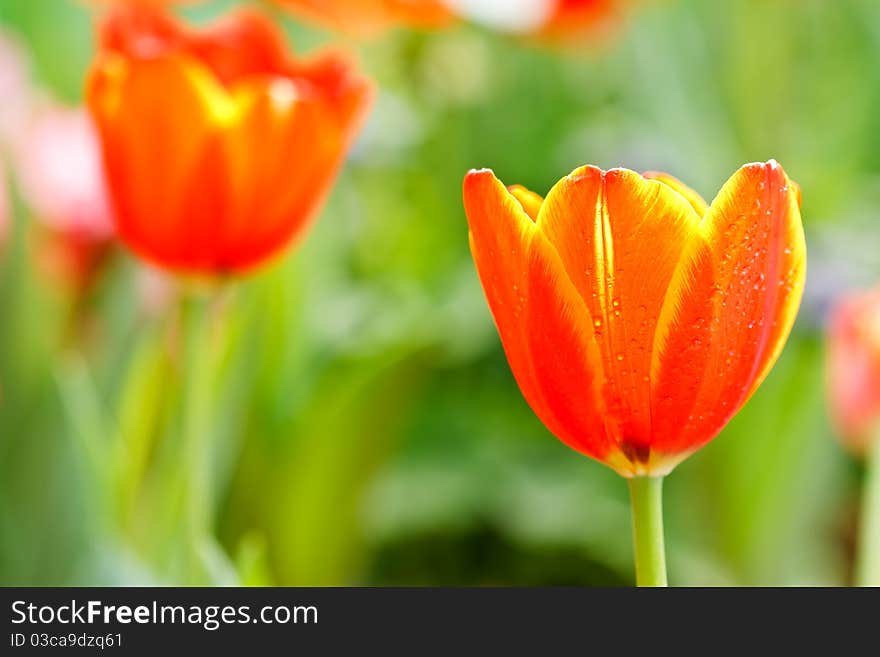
<box><xmin>463</xmin><ymin>161</ymin><xmax>806</xmax><ymax>476</ymax></box>
<box><xmin>84</xmin><ymin>0</ymin><xmax>201</xmax><ymax>6</ymax></box>
<box><xmin>539</xmin><ymin>0</ymin><xmax>618</xmax><ymax>39</ymax></box>
<box><xmin>827</xmin><ymin>287</ymin><xmax>880</xmax><ymax>452</ymax></box>
<box><xmin>87</xmin><ymin>4</ymin><xmax>374</xmax><ymax>274</ymax></box>
<box><xmin>446</xmin><ymin>0</ymin><xmax>618</xmax><ymax>39</ymax></box>
<box><xmin>274</xmin><ymin>0</ymin><xmax>455</xmax><ymax>36</ymax></box>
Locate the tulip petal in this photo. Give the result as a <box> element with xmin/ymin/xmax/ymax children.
<box><xmin>88</xmin><ymin>54</ymin><xmax>234</xmax><ymax>269</ymax></box>
<box><xmin>187</xmin><ymin>10</ymin><xmax>291</xmax><ymax>85</ymax></box>
<box><xmin>507</xmin><ymin>185</ymin><xmax>543</xmax><ymax>221</ymax></box>
<box><xmin>100</xmin><ymin>5</ymin><xmax>293</xmax><ymax>86</ymax></box>
<box><xmin>464</xmin><ymin>170</ymin><xmax>617</xmax><ymax>465</ymax></box>
<box><xmin>650</xmin><ymin>160</ymin><xmax>806</xmax><ymax>455</ymax></box>
<box><xmin>90</xmin><ymin>5</ymin><xmax>373</xmax><ymax>274</ymax></box>
<box><xmin>213</xmin><ymin>56</ymin><xmax>372</xmax><ymax>271</ymax></box>
<box><xmin>276</xmin><ymin>0</ymin><xmax>454</xmax><ymax>36</ymax></box>
<box><xmin>642</xmin><ymin>171</ymin><xmax>709</xmax><ymax>217</ymax></box>
<box><xmin>536</xmin><ymin>166</ymin><xmax>702</xmax><ymax>459</ymax></box>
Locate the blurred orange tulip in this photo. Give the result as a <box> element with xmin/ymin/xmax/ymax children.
<box><xmin>443</xmin><ymin>0</ymin><xmax>618</xmax><ymax>39</ymax></box>
<box><xmin>87</xmin><ymin>4</ymin><xmax>374</xmax><ymax>275</ymax></box>
<box><xmin>85</xmin><ymin>0</ymin><xmax>201</xmax><ymax>6</ymax></box>
<box><xmin>827</xmin><ymin>287</ymin><xmax>880</xmax><ymax>452</ymax></box>
<box><xmin>539</xmin><ymin>0</ymin><xmax>617</xmax><ymax>39</ymax></box>
<box><xmin>463</xmin><ymin>161</ymin><xmax>806</xmax><ymax>477</ymax></box>
<box><xmin>274</xmin><ymin>0</ymin><xmax>455</xmax><ymax>36</ymax></box>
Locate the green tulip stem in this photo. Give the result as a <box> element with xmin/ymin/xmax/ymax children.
<box><xmin>856</xmin><ymin>426</ymin><xmax>880</xmax><ymax>586</ymax></box>
<box><xmin>180</xmin><ymin>293</ymin><xmax>214</xmax><ymax>547</ymax></box>
<box><xmin>628</xmin><ymin>476</ymin><xmax>668</xmax><ymax>587</ymax></box>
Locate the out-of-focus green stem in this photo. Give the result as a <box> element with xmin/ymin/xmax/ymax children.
<box><xmin>180</xmin><ymin>294</ymin><xmax>213</xmax><ymax>554</ymax></box>
<box><xmin>628</xmin><ymin>476</ymin><xmax>668</xmax><ymax>587</ymax></box>
<box><xmin>856</xmin><ymin>427</ymin><xmax>880</xmax><ymax>586</ymax></box>
<box><xmin>55</xmin><ymin>355</ymin><xmax>114</xmax><ymax>521</ymax></box>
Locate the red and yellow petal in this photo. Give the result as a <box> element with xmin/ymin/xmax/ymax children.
<box><xmin>465</xmin><ymin>161</ymin><xmax>805</xmax><ymax>476</ymax></box>
<box><xmin>87</xmin><ymin>54</ymin><xmax>229</xmax><ymax>270</ymax></box>
<box><xmin>98</xmin><ymin>2</ymin><xmax>182</xmax><ymax>57</ymax></box>
<box><xmin>185</xmin><ymin>10</ymin><xmax>292</xmax><ymax>86</ymax></box>
<box><xmin>650</xmin><ymin>160</ymin><xmax>805</xmax><ymax>456</ymax></box>
<box><xmin>221</xmin><ymin>76</ymin><xmax>370</xmax><ymax>271</ymax></box>
<box><xmin>642</xmin><ymin>171</ymin><xmax>709</xmax><ymax>217</ymax></box>
<box><xmin>536</xmin><ymin>166</ymin><xmax>702</xmax><ymax>459</ymax></box>
<box><xmin>99</xmin><ymin>5</ymin><xmax>292</xmax><ymax>86</ymax></box>
<box><xmin>507</xmin><ymin>184</ymin><xmax>543</xmax><ymax>221</ymax></box>
<box><xmin>537</xmin><ymin>0</ymin><xmax>618</xmax><ymax>41</ymax></box>
<box><xmin>464</xmin><ymin>169</ymin><xmax>618</xmax><ymax>465</ymax></box>
<box><xmin>89</xmin><ymin>4</ymin><xmax>374</xmax><ymax>274</ymax></box>
<box><xmin>274</xmin><ymin>0</ymin><xmax>454</xmax><ymax>36</ymax></box>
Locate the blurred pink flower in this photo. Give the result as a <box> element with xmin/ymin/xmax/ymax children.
<box><xmin>7</xmin><ymin>105</ymin><xmax>115</xmax><ymax>295</ymax></box>
<box><xmin>0</xmin><ymin>28</ymin><xmax>113</xmax><ymax>291</ymax></box>
<box><xmin>827</xmin><ymin>286</ymin><xmax>880</xmax><ymax>453</ymax></box>
<box><xmin>14</xmin><ymin>106</ymin><xmax>113</xmax><ymax>242</ymax></box>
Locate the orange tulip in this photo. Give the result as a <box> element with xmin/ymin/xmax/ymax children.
<box><xmin>87</xmin><ymin>1</ymin><xmax>195</xmax><ymax>4</ymax></box>
<box><xmin>827</xmin><ymin>287</ymin><xmax>880</xmax><ymax>452</ymax></box>
<box><xmin>274</xmin><ymin>0</ymin><xmax>455</xmax><ymax>36</ymax></box>
<box><xmin>442</xmin><ymin>0</ymin><xmax>618</xmax><ymax>39</ymax></box>
<box><xmin>87</xmin><ymin>4</ymin><xmax>374</xmax><ymax>274</ymax></box>
<box><xmin>538</xmin><ymin>0</ymin><xmax>618</xmax><ymax>39</ymax></box>
<box><xmin>463</xmin><ymin>161</ymin><xmax>806</xmax><ymax>477</ymax></box>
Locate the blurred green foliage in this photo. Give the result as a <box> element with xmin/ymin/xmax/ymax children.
<box><xmin>0</xmin><ymin>0</ymin><xmax>878</xmax><ymax>586</ymax></box>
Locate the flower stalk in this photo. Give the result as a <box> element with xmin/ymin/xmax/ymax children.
<box><xmin>856</xmin><ymin>424</ymin><xmax>880</xmax><ymax>586</ymax></box>
<box><xmin>180</xmin><ymin>293</ymin><xmax>214</xmax><ymax>552</ymax></box>
<box><xmin>628</xmin><ymin>476</ymin><xmax>668</xmax><ymax>587</ymax></box>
